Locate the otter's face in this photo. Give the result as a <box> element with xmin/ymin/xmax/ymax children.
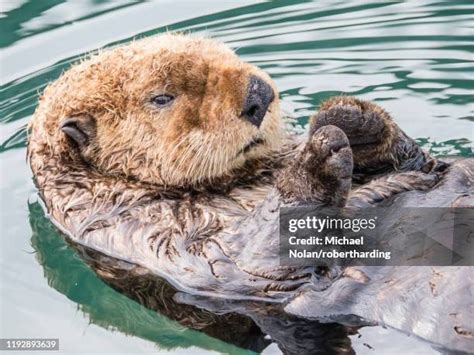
<box><xmin>42</xmin><ymin>34</ymin><xmax>283</xmax><ymax>187</ymax></box>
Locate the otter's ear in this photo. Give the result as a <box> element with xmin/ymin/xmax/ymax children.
<box><xmin>60</xmin><ymin>115</ymin><xmax>96</xmax><ymax>148</ymax></box>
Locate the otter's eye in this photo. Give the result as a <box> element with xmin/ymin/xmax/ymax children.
<box><xmin>152</xmin><ymin>94</ymin><xmax>174</xmax><ymax>107</ymax></box>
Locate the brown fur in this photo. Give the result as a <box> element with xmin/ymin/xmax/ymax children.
<box><xmin>30</xmin><ymin>34</ymin><xmax>283</xmax><ymax>188</ymax></box>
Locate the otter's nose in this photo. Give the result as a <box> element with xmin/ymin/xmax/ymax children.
<box><xmin>241</xmin><ymin>75</ymin><xmax>274</xmax><ymax>128</ymax></box>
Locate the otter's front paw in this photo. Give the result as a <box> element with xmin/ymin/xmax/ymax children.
<box><xmin>310</xmin><ymin>96</ymin><xmax>430</xmax><ymax>179</ymax></box>
<box><xmin>277</xmin><ymin>125</ymin><xmax>353</xmax><ymax>207</ymax></box>
<box><xmin>304</xmin><ymin>125</ymin><xmax>353</xmax><ymax>183</ymax></box>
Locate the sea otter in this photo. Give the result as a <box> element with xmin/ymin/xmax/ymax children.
<box><xmin>28</xmin><ymin>34</ymin><xmax>473</xmax><ymax>352</ymax></box>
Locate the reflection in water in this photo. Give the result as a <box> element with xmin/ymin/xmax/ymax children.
<box><xmin>28</xmin><ymin>201</ymin><xmax>259</xmax><ymax>353</ymax></box>
<box><xmin>29</xmin><ymin>201</ymin><xmax>357</xmax><ymax>354</ymax></box>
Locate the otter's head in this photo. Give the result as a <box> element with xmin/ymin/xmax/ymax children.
<box><xmin>37</xmin><ymin>34</ymin><xmax>283</xmax><ymax>187</ymax></box>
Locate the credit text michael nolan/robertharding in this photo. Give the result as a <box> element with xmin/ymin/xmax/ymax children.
<box><xmin>279</xmin><ymin>206</ymin><xmax>474</xmax><ymax>267</ymax></box>
<box><xmin>287</xmin><ymin>234</ymin><xmax>391</xmax><ymax>261</ymax></box>
<box><xmin>287</xmin><ymin>235</ymin><xmax>391</xmax><ymax>260</ymax></box>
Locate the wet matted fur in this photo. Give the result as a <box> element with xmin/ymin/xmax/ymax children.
<box><xmin>28</xmin><ymin>34</ymin><xmax>473</xmax><ymax>352</ymax></box>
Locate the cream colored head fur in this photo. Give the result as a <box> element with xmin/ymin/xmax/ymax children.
<box><xmin>31</xmin><ymin>33</ymin><xmax>283</xmax><ymax>187</ymax></box>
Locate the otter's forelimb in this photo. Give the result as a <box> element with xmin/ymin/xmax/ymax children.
<box><xmin>310</xmin><ymin>96</ymin><xmax>445</xmax><ymax>183</ymax></box>
<box><xmin>276</xmin><ymin>125</ymin><xmax>353</xmax><ymax>207</ymax></box>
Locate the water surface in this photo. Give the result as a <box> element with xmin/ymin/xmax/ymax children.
<box><xmin>1</xmin><ymin>1</ymin><xmax>472</xmax><ymax>354</ymax></box>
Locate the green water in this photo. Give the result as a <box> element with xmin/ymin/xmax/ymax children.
<box><xmin>0</xmin><ymin>1</ymin><xmax>472</xmax><ymax>354</ymax></box>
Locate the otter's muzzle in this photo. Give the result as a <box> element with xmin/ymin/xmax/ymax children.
<box><xmin>241</xmin><ymin>75</ymin><xmax>274</xmax><ymax>128</ymax></box>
